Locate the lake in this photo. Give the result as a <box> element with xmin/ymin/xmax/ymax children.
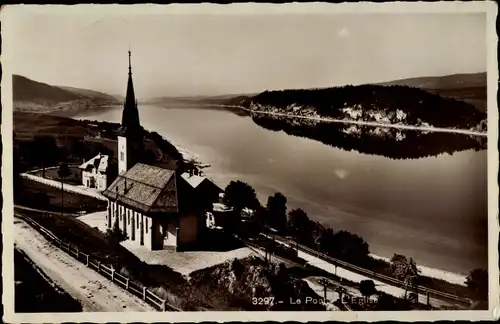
<box><xmin>75</xmin><ymin>104</ymin><xmax>488</xmax><ymax>275</ymax></box>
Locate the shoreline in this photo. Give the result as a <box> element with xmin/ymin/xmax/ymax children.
<box><xmin>167</xmin><ymin>136</ymin><xmax>470</xmax><ymax>287</ymax></box>
<box><xmin>202</xmin><ymin>104</ymin><xmax>487</xmax><ymax>137</ymax></box>
<box><xmin>369</xmin><ymin>254</ymin><xmax>467</xmax><ymax>287</ymax></box>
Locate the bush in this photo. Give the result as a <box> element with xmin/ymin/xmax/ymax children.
<box><xmin>150</xmin><ymin>286</ymin><xmax>183</xmax><ymax>310</ymax></box>
<box><xmin>105</xmin><ymin>226</ymin><xmax>128</xmax><ymax>243</ymax></box>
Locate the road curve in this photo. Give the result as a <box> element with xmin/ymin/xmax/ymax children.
<box><xmin>14</xmin><ymin>217</ymin><xmax>156</xmax><ymax>312</ymax></box>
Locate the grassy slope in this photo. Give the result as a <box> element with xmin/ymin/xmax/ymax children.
<box><xmin>14</xmin><ymin>111</ymin><xmax>88</xmax><ymax>141</ymax></box>
<box><xmin>16</xmin><ymin>179</ymin><xmax>107</xmax><ymax>214</ymax></box>
<box><xmin>13</xmin><ymin>74</ymin><xmax>119</xmax><ymax>114</ymax></box>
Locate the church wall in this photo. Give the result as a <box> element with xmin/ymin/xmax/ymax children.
<box><xmin>150</xmin><ymin>218</ymin><xmax>164</xmax><ymax>250</ymax></box>
<box><xmin>126</xmin><ymin>208</ymin><xmax>134</xmax><ymax>241</ymax></box>
<box><xmin>119</xmin><ymin>205</ymin><xmax>127</xmax><ymax>236</ymax></box>
<box><xmin>118</xmin><ymin>136</ymin><xmax>128</xmax><ymax>175</ymax></box>
<box><xmin>143</xmin><ymin>215</ymin><xmax>153</xmax><ymax>250</ymax></box>
<box><xmin>163</xmin><ymin>221</ymin><xmax>178</xmax><ymax>248</ymax></box>
<box><xmin>179</xmin><ymin>213</ymin><xmax>198</xmax><ymax>246</ymax></box>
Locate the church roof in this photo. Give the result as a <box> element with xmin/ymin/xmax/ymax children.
<box><xmin>78</xmin><ymin>153</ymin><xmax>108</xmax><ymax>173</ymax></box>
<box><xmin>120</xmin><ymin>50</ymin><xmax>142</xmax><ymax>134</ymax></box>
<box><xmin>102</xmin><ymin>163</ymin><xmax>179</xmax><ymax>214</ymax></box>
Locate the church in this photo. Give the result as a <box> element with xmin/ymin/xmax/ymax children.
<box><xmin>102</xmin><ymin>51</ymin><xmax>212</xmax><ymax>251</ymax></box>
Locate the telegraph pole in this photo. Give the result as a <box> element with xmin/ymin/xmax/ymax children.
<box><xmin>318</xmin><ymin>278</ymin><xmax>329</xmax><ymax>301</ymax></box>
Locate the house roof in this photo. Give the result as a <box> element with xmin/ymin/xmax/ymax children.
<box><xmin>79</xmin><ymin>153</ymin><xmax>109</xmax><ymax>173</ymax></box>
<box><xmin>102</xmin><ymin>163</ymin><xmax>179</xmax><ymax>214</ymax></box>
<box><xmin>181</xmin><ymin>173</ymin><xmax>206</xmax><ymax>188</ymax></box>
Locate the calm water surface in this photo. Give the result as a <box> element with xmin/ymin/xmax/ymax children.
<box><xmin>76</xmin><ymin>105</ymin><xmax>488</xmax><ymax>275</ymax></box>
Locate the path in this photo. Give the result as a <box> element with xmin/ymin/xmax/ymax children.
<box><xmin>20</xmin><ymin>173</ymin><xmax>106</xmax><ymax>200</ymax></box>
<box><xmin>205</xmin><ymin>104</ymin><xmax>487</xmax><ymax>137</ymax></box>
<box><xmin>261</xmin><ymin>234</ymin><xmax>469</xmax><ymax>309</ymax></box>
<box><xmin>14</xmin><ymin>217</ymin><xmax>155</xmax><ymax>312</ymax></box>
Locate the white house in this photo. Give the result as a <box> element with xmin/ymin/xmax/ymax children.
<box><xmin>79</xmin><ymin>153</ymin><xmax>109</xmax><ymax>190</ymax></box>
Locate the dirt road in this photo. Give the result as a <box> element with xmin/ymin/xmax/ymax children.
<box><xmin>14</xmin><ymin>218</ymin><xmax>156</xmax><ymax>312</ymax></box>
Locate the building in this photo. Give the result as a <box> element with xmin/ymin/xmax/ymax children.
<box><xmin>78</xmin><ymin>153</ymin><xmax>109</xmax><ymax>190</ymax></box>
<box><xmin>181</xmin><ymin>169</ymin><xmax>223</xmax><ymax>210</ymax></box>
<box><xmin>117</xmin><ymin>50</ymin><xmax>144</xmax><ymax>176</ymax></box>
<box><xmin>103</xmin><ymin>163</ymin><xmax>205</xmax><ymax>251</ymax></box>
<box><xmin>102</xmin><ymin>51</ymin><xmax>214</xmax><ymax>251</ymax></box>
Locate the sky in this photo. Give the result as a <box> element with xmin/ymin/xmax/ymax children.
<box><xmin>8</xmin><ymin>9</ymin><xmax>486</xmax><ymax>98</ymax></box>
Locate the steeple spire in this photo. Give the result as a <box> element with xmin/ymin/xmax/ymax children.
<box><xmin>128</xmin><ymin>49</ymin><xmax>132</xmax><ymax>75</ymax></box>
<box><xmin>121</xmin><ymin>50</ymin><xmax>141</xmax><ymax>131</ymax></box>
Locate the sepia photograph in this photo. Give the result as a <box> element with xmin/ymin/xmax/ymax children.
<box><xmin>1</xmin><ymin>2</ymin><xmax>498</xmax><ymax>322</ymax></box>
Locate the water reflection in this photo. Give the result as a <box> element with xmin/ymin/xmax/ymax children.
<box><xmin>252</xmin><ymin>114</ymin><xmax>486</xmax><ymax>159</ymax></box>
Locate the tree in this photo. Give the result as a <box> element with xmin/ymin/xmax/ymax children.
<box><xmin>330</xmin><ymin>230</ymin><xmax>370</xmax><ymax>265</ymax></box>
<box><xmin>465</xmin><ymin>268</ymin><xmax>488</xmax><ymax>301</ymax></box>
<box><xmin>287</xmin><ymin>208</ymin><xmax>314</xmax><ymax>245</ymax></box>
<box><xmin>144</xmin><ymin>149</ymin><xmax>157</xmax><ymax>165</ymax></box>
<box><xmin>359</xmin><ymin>280</ymin><xmax>377</xmax><ymax>303</ymax></box>
<box><xmin>317</xmin><ymin>228</ymin><xmax>335</xmax><ymax>253</ymax></box>
<box><xmin>33</xmin><ymin>135</ymin><xmax>59</xmax><ymax>177</ymax></box>
<box><xmin>390</xmin><ymin>254</ymin><xmax>421</xmax><ymax>299</ymax></box>
<box><xmin>223</xmin><ymin>180</ymin><xmax>260</xmax><ymax>214</ymax></box>
<box><xmin>266</xmin><ymin>192</ymin><xmax>287</xmax><ymax>232</ymax></box>
<box><xmin>57</xmin><ymin>163</ymin><xmax>72</xmax><ymax>215</ymax></box>
<box><xmin>106</xmin><ymin>218</ymin><xmax>128</xmax><ymax>243</ymax></box>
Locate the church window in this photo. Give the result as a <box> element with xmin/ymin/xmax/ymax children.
<box><xmin>146</xmin><ymin>218</ymin><xmax>148</xmax><ymax>233</ymax></box>
<box><xmin>137</xmin><ymin>214</ymin><xmax>139</xmax><ymax>229</ymax></box>
<box><xmin>120</xmin><ymin>152</ymin><xmax>125</xmax><ymax>161</ymax></box>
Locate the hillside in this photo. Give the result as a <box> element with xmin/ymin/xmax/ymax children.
<box><xmin>13</xmin><ymin>75</ymin><xmax>81</xmax><ymax>103</ymax></box>
<box><xmin>234</xmin><ymin>83</ymin><xmax>486</xmax><ymax>131</ymax></box>
<box><xmin>189</xmin><ymin>256</ymin><xmax>326</xmax><ymax>311</ymax></box>
<box><xmin>59</xmin><ymin>86</ymin><xmax>119</xmax><ymax>102</ymax></box>
<box><xmin>13</xmin><ymin>74</ymin><xmax>120</xmax><ymax>114</ymax></box>
<box><xmin>376</xmin><ymin>72</ymin><xmax>487</xmax><ymax>112</ymax></box>
<box><xmin>376</xmin><ymin>72</ymin><xmax>486</xmax><ymax>89</ymax></box>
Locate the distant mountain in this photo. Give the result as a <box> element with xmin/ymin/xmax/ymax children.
<box><xmin>13</xmin><ymin>75</ymin><xmax>81</xmax><ymax>103</ymax></box>
<box><xmin>375</xmin><ymin>72</ymin><xmax>487</xmax><ymax>112</ymax></box>
<box><xmin>59</xmin><ymin>86</ymin><xmax>119</xmax><ymax>102</ymax></box>
<box><xmin>13</xmin><ymin>74</ymin><xmax>120</xmax><ymax>114</ymax></box>
<box><xmin>376</xmin><ymin>72</ymin><xmax>486</xmax><ymax>89</ymax></box>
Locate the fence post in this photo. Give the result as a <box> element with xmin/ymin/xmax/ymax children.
<box><xmin>76</xmin><ymin>248</ymin><xmax>79</xmax><ymax>258</ymax></box>
<box><xmin>142</xmin><ymin>287</ymin><xmax>146</xmax><ymax>300</ymax></box>
<box><xmin>111</xmin><ymin>269</ymin><xmax>115</xmax><ymax>281</ymax></box>
<box><xmin>97</xmin><ymin>261</ymin><xmax>101</xmax><ymax>272</ymax></box>
<box><xmin>162</xmin><ymin>299</ymin><xmax>166</xmax><ymax>311</ymax></box>
<box><xmin>126</xmin><ymin>278</ymin><xmax>129</xmax><ymax>290</ymax></box>
<box><xmin>86</xmin><ymin>255</ymin><xmax>89</xmax><ymax>266</ymax></box>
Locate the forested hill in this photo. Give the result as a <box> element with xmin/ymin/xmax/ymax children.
<box><xmin>13</xmin><ymin>74</ymin><xmax>120</xmax><ymax>114</ymax></box>
<box><xmin>376</xmin><ymin>72</ymin><xmax>487</xmax><ymax>113</ymax></box>
<box><xmin>238</xmin><ymin>84</ymin><xmax>486</xmax><ymax>130</ymax></box>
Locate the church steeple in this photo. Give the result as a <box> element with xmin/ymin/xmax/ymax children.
<box><xmin>122</xmin><ymin>50</ymin><xmax>141</xmax><ymax>131</ymax></box>
<box><xmin>117</xmin><ymin>50</ymin><xmax>144</xmax><ymax>175</ymax></box>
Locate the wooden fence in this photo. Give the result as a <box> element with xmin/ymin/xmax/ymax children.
<box><xmin>260</xmin><ymin>233</ymin><xmax>472</xmax><ymax>306</ymax></box>
<box><xmin>15</xmin><ymin>213</ymin><xmax>182</xmax><ymax>312</ymax></box>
